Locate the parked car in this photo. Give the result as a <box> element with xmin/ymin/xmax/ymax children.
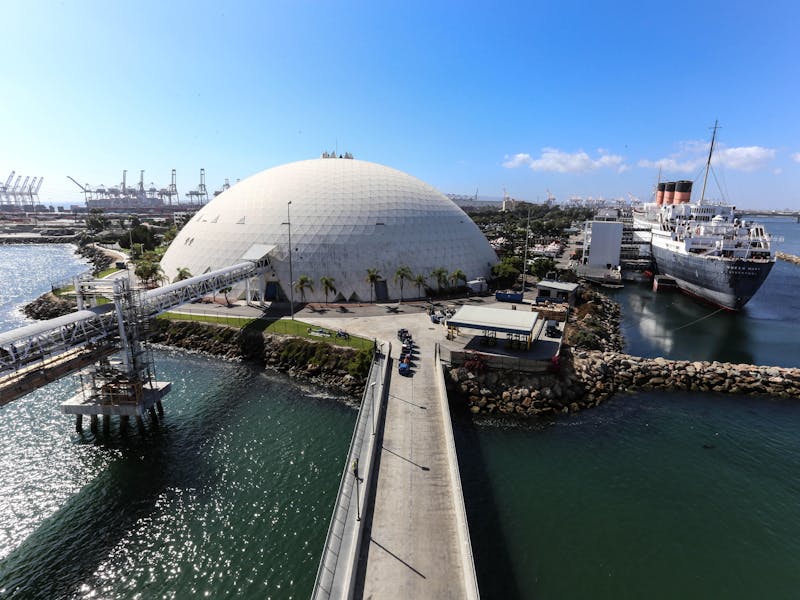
<box><xmin>546</xmin><ymin>320</ymin><xmax>560</xmax><ymax>337</ymax></box>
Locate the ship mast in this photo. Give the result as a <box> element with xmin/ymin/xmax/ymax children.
<box><xmin>698</xmin><ymin>119</ymin><xmax>719</xmax><ymax>205</ymax></box>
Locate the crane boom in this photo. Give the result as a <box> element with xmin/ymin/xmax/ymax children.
<box><xmin>34</xmin><ymin>177</ymin><xmax>43</xmax><ymax>194</ymax></box>
<box><xmin>66</xmin><ymin>176</ymin><xmax>87</xmax><ymax>191</ymax></box>
<box><xmin>10</xmin><ymin>176</ymin><xmax>21</xmax><ymax>192</ymax></box>
<box><xmin>19</xmin><ymin>176</ymin><xmax>30</xmax><ymax>194</ymax></box>
<box><xmin>3</xmin><ymin>171</ymin><xmax>14</xmax><ymax>189</ymax></box>
<box><xmin>27</xmin><ymin>177</ymin><xmax>38</xmax><ymax>196</ymax></box>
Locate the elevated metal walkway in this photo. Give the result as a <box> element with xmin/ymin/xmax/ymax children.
<box><xmin>0</xmin><ymin>258</ymin><xmax>270</xmax><ymax>403</ymax></box>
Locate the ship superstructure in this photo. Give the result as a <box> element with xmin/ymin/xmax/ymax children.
<box><xmin>632</xmin><ymin>123</ymin><xmax>776</xmax><ymax>310</ymax></box>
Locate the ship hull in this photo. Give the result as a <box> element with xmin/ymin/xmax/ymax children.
<box><xmin>650</xmin><ymin>242</ymin><xmax>774</xmax><ymax>310</ymax></box>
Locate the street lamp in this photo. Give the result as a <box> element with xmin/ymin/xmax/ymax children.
<box><xmin>282</xmin><ymin>201</ymin><xmax>294</xmax><ymax>320</ymax></box>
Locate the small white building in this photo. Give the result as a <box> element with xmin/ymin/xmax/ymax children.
<box><xmin>583</xmin><ymin>220</ymin><xmax>623</xmax><ymax>268</ymax></box>
<box><xmin>535</xmin><ymin>280</ymin><xmax>579</xmax><ymax>305</ymax></box>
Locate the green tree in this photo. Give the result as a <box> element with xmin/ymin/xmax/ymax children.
<box><xmin>531</xmin><ymin>258</ymin><xmax>556</xmax><ymax>280</ymax></box>
<box><xmin>430</xmin><ymin>267</ymin><xmax>449</xmax><ymax>295</ymax></box>
<box><xmin>365</xmin><ymin>268</ymin><xmax>381</xmax><ymax>303</ymax></box>
<box><xmin>86</xmin><ymin>208</ymin><xmax>108</xmax><ymax>233</ymax></box>
<box><xmin>393</xmin><ymin>265</ymin><xmax>413</xmax><ymax>302</ymax></box>
<box><xmin>413</xmin><ymin>273</ymin><xmax>427</xmax><ymax>299</ymax></box>
<box><xmin>134</xmin><ymin>261</ymin><xmax>164</xmax><ymax>288</ymax></box>
<box><xmin>295</xmin><ymin>275</ymin><xmax>314</xmax><ymax>302</ymax></box>
<box><xmin>173</xmin><ymin>267</ymin><xmax>192</xmax><ymax>283</ymax></box>
<box><xmin>320</xmin><ymin>276</ymin><xmax>337</xmax><ymax>304</ymax></box>
<box><xmin>491</xmin><ymin>257</ymin><xmax>521</xmax><ymax>287</ymax></box>
<box><xmin>449</xmin><ymin>269</ymin><xmax>467</xmax><ymax>289</ymax></box>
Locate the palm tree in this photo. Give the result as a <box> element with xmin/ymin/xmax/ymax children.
<box><xmin>413</xmin><ymin>273</ymin><xmax>427</xmax><ymax>299</ymax></box>
<box><xmin>295</xmin><ymin>275</ymin><xmax>314</xmax><ymax>302</ymax></box>
<box><xmin>134</xmin><ymin>260</ymin><xmax>164</xmax><ymax>288</ymax></box>
<box><xmin>320</xmin><ymin>276</ymin><xmax>337</xmax><ymax>304</ymax></box>
<box><xmin>173</xmin><ymin>267</ymin><xmax>192</xmax><ymax>283</ymax></box>
<box><xmin>430</xmin><ymin>267</ymin><xmax>449</xmax><ymax>296</ymax></box>
<box><xmin>393</xmin><ymin>265</ymin><xmax>413</xmax><ymax>302</ymax></box>
<box><xmin>365</xmin><ymin>268</ymin><xmax>381</xmax><ymax>303</ymax></box>
<box><xmin>449</xmin><ymin>269</ymin><xmax>467</xmax><ymax>289</ymax></box>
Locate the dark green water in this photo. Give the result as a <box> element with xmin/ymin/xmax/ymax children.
<box><xmin>0</xmin><ymin>351</ymin><xmax>355</xmax><ymax>599</ymax></box>
<box><xmin>456</xmin><ymin>217</ymin><xmax>800</xmax><ymax>598</ymax></box>
<box><xmin>2</xmin><ymin>223</ymin><xmax>799</xmax><ymax>599</ymax></box>
<box><xmin>456</xmin><ymin>392</ymin><xmax>800</xmax><ymax>599</ymax></box>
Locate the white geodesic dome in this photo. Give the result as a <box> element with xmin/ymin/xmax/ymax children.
<box><xmin>160</xmin><ymin>158</ymin><xmax>497</xmax><ymax>303</ymax></box>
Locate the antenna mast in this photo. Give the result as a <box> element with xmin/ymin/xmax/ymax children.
<box><xmin>698</xmin><ymin>120</ymin><xmax>719</xmax><ymax>205</ymax></box>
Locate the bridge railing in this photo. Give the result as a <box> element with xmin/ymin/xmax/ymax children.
<box><xmin>434</xmin><ymin>343</ymin><xmax>480</xmax><ymax>600</ymax></box>
<box><xmin>0</xmin><ymin>306</ymin><xmax>118</xmax><ymax>374</ymax></box>
<box><xmin>312</xmin><ymin>341</ymin><xmax>390</xmax><ymax>600</ymax></box>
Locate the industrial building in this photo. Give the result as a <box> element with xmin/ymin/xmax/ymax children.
<box><xmin>160</xmin><ymin>157</ymin><xmax>498</xmax><ymax>303</ymax></box>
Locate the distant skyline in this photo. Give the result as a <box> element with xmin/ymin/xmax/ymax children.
<box><xmin>2</xmin><ymin>1</ymin><xmax>799</xmax><ymax>210</ymax></box>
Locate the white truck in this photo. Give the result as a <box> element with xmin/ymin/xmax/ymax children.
<box><xmin>466</xmin><ymin>277</ymin><xmax>488</xmax><ymax>294</ymax></box>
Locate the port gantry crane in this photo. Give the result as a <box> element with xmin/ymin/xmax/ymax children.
<box><xmin>1</xmin><ymin>171</ymin><xmax>15</xmax><ymax>201</ymax></box>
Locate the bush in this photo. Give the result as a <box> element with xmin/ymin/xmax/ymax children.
<box><xmin>347</xmin><ymin>348</ymin><xmax>373</xmax><ymax>378</ymax></box>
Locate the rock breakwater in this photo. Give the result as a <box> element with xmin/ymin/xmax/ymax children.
<box><xmin>447</xmin><ymin>349</ymin><xmax>800</xmax><ymax>419</ymax></box>
<box><xmin>574</xmin><ymin>351</ymin><xmax>800</xmax><ymax>403</ymax></box>
<box><xmin>777</xmin><ymin>251</ymin><xmax>800</xmax><ymax>266</ymax></box>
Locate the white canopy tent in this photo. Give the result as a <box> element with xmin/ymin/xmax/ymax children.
<box><xmin>446</xmin><ymin>305</ymin><xmax>540</xmax><ymax>349</ymax></box>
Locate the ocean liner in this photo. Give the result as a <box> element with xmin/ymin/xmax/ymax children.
<box><xmin>633</xmin><ymin>123</ymin><xmax>776</xmax><ymax>310</ymax></box>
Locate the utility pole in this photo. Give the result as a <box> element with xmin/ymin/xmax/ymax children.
<box><xmin>282</xmin><ymin>201</ymin><xmax>295</xmax><ymax>320</ymax></box>
<box><xmin>521</xmin><ymin>206</ymin><xmax>531</xmax><ymax>295</ymax></box>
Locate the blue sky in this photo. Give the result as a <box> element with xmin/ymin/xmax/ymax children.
<box><xmin>2</xmin><ymin>0</ymin><xmax>799</xmax><ymax>209</ymax></box>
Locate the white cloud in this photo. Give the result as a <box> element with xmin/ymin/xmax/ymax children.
<box><xmin>791</xmin><ymin>152</ymin><xmax>800</xmax><ymax>163</ymax></box>
<box><xmin>639</xmin><ymin>141</ymin><xmax>776</xmax><ymax>173</ymax></box>
<box><xmin>503</xmin><ymin>147</ymin><xmax>626</xmax><ymax>173</ymax></box>
<box><xmin>637</xmin><ymin>157</ymin><xmax>703</xmax><ymax>173</ymax></box>
<box><xmin>716</xmin><ymin>146</ymin><xmax>775</xmax><ymax>171</ymax></box>
<box><xmin>502</xmin><ymin>153</ymin><xmax>533</xmax><ymax>168</ymax></box>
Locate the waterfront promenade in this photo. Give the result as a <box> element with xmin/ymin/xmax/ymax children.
<box><xmin>303</xmin><ymin>310</ymin><xmax>479</xmax><ymax>599</ymax></box>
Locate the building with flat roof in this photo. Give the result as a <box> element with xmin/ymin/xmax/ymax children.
<box><xmin>535</xmin><ymin>280</ymin><xmax>580</xmax><ymax>305</ymax></box>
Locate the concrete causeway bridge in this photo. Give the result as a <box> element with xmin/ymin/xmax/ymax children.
<box><xmin>310</xmin><ymin>312</ymin><xmax>480</xmax><ymax>600</ymax></box>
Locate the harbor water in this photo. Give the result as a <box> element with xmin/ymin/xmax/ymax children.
<box><xmin>1</xmin><ymin>221</ymin><xmax>799</xmax><ymax>598</ymax></box>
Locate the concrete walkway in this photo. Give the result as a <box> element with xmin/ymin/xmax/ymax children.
<box><xmin>301</xmin><ymin>311</ymin><xmax>477</xmax><ymax>599</ymax></box>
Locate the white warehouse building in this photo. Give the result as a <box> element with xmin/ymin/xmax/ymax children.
<box><xmin>160</xmin><ymin>157</ymin><xmax>498</xmax><ymax>303</ymax></box>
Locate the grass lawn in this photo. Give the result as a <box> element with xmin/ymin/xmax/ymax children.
<box><xmin>158</xmin><ymin>312</ymin><xmax>373</xmax><ymax>351</ymax></box>
<box><xmin>95</xmin><ymin>267</ymin><xmax>123</xmax><ymax>278</ymax></box>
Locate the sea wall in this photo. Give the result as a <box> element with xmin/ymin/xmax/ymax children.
<box><xmin>777</xmin><ymin>251</ymin><xmax>800</xmax><ymax>266</ymax></box>
<box><xmin>149</xmin><ymin>319</ymin><xmax>368</xmax><ymax>398</ymax></box>
<box><xmin>574</xmin><ymin>351</ymin><xmax>800</xmax><ymax>402</ymax></box>
<box><xmin>446</xmin><ymin>350</ymin><xmax>800</xmax><ymax>418</ymax></box>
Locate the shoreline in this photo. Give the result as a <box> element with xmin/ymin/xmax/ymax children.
<box><xmin>17</xmin><ymin>282</ymin><xmax>799</xmax><ymax>420</ymax></box>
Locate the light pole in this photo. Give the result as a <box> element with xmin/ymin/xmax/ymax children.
<box><xmin>282</xmin><ymin>201</ymin><xmax>295</xmax><ymax>320</ymax></box>
<box><xmin>352</xmin><ymin>458</ymin><xmax>361</xmax><ymax>521</ymax></box>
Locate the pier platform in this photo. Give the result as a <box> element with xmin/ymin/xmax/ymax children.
<box><xmin>61</xmin><ymin>381</ymin><xmax>171</xmax><ymax>416</ymax></box>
